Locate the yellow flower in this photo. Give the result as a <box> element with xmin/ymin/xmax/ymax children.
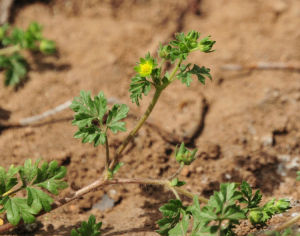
<box><xmin>134</xmin><ymin>53</ymin><xmax>156</xmax><ymax>77</ymax></box>
<box><xmin>138</xmin><ymin>61</ymin><xmax>153</xmax><ymax>77</ymax></box>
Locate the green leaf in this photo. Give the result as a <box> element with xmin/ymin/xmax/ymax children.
<box><xmin>188</xmin><ymin>196</ymin><xmax>218</xmax><ymax>236</ymax></box>
<box><xmin>71</xmin><ymin>91</ymin><xmax>107</xmax><ymax>146</ymax></box>
<box><xmin>107</xmin><ymin>162</ymin><xmax>124</xmax><ymax>180</ymax></box>
<box><xmin>27</xmin><ymin>187</ymin><xmax>53</xmax><ymax>213</ymax></box>
<box><xmin>0</xmin><ymin>165</ymin><xmax>19</xmax><ymax>196</ymax></box>
<box><xmin>156</xmin><ymin>199</ymin><xmax>186</xmax><ymax>235</ymax></box>
<box><xmin>190</xmin><ymin>65</ymin><xmax>212</xmax><ymax>84</ymax></box>
<box><xmin>71</xmin><ymin>215</ymin><xmax>102</xmax><ymax>236</ymax></box>
<box><xmin>4</xmin><ymin>198</ymin><xmax>36</xmax><ymax>225</ymax></box>
<box><xmin>240</xmin><ymin>181</ymin><xmax>262</xmax><ymax>210</ymax></box>
<box><xmin>190</xmin><ymin>183</ymin><xmax>245</xmax><ymax>235</ymax></box>
<box><xmin>170</xmin><ymin>178</ymin><xmax>186</xmax><ymax>187</ymax></box>
<box><xmin>168</xmin><ymin>209</ymin><xmax>189</xmax><ymax>236</ymax></box>
<box><xmin>129</xmin><ymin>75</ymin><xmax>151</xmax><ymax>105</ymax></box>
<box><xmin>0</xmin><ymin>53</ymin><xmax>27</xmax><ymax>86</ymax></box>
<box><xmin>19</xmin><ymin>159</ymin><xmax>40</xmax><ymax>186</ymax></box>
<box><xmin>106</xmin><ymin>104</ymin><xmax>129</xmax><ymax>133</ymax></box>
<box><xmin>33</xmin><ymin>160</ymin><xmax>68</xmax><ymax>195</ymax></box>
<box><xmin>71</xmin><ymin>90</ymin><xmax>128</xmax><ymax>146</ymax></box>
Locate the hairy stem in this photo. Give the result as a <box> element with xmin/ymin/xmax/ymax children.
<box><xmin>109</xmin><ymin>58</ymin><xmax>183</xmax><ymax>170</ymax></box>
<box><xmin>168</xmin><ymin>163</ymin><xmax>184</xmax><ymax>180</ymax></box>
<box><xmin>104</xmin><ymin>134</ymin><xmax>110</xmax><ymax>176</ymax></box>
<box><xmin>0</xmin><ymin>177</ymin><xmax>208</xmax><ymax>233</ymax></box>
<box><xmin>0</xmin><ymin>45</ymin><xmax>20</xmax><ymax>56</ymax></box>
<box><xmin>109</xmin><ymin>87</ymin><xmax>163</xmax><ymax>170</ymax></box>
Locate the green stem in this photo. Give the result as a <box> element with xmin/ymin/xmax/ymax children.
<box><xmin>1</xmin><ymin>185</ymin><xmax>24</xmax><ymax>198</ymax></box>
<box><xmin>105</xmin><ymin>134</ymin><xmax>110</xmax><ymax>172</ymax></box>
<box><xmin>109</xmin><ymin>58</ymin><xmax>183</xmax><ymax>170</ymax></box>
<box><xmin>167</xmin><ymin>58</ymin><xmax>183</xmax><ymax>84</ymax></box>
<box><xmin>0</xmin><ymin>45</ymin><xmax>21</xmax><ymax>56</ymax></box>
<box><xmin>109</xmin><ymin>87</ymin><xmax>163</xmax><ymax>169</ymax></box>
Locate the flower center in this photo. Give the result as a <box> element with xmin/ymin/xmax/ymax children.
<box><xmin>140</xmin><ymin>61</ymin><xmax>152</xmax><ymax>76</ymax></box>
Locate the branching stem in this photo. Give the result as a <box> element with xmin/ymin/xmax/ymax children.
<box><xmin>0</xmin><ymin>177</ymin><xmax>208</xmax><ymax>233</ymax></box>
<box><xmin>109</xmin><ymin>58</ymin><xmax>182</xmax><ymax>170</ymax></box>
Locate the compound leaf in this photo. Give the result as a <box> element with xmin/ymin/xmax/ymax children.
<box><xmin>240</xmin><ymin>181</ymin><xmax>262</xmax><ymax>210</ymax></box>
<box><xmin>71</xmin><ymin>91</ymin><xmax>107</xmax><ymax>146</ymax></box>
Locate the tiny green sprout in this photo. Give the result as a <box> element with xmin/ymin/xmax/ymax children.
<box><xmin>39</xmin><ymin>39</ymin><xmax>56</xmax><ymax>54</ymax></box>
<box><xmin>134</xmin><ymin>52</ymin><xmax>157</xmax><ymax>77</ymax></box>
<box><xmin>175</xmin><ymin>143</ymin><xmax>197</xmax><ymax>165</ymax></box>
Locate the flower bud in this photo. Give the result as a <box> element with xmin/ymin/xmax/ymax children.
<box><xmin>249</xmin><ymin>210</ymin><xmax>263</xmax><ymax>224</ymax></box>
<box><xmin>274</xmin><ymin>199</ymin><xmax>290</xmax><ymax>212</ymax></box>
<box><xmin>158</xmin><ymin>44</ymin><xmax>170</xmax><ymax>59</ymax></box>
<box><xmin>198</xmin><ymin>36</ymin><xmax>215</xmax><ymax>53</ymax></box>
<box><xmin>39</xmin><ymin>39</ymin><xmax>56</xmax><ymax>54</ymax></box>
<box><xmin>175</xmin><ymin>143</ymin><xmax>197</xmax><ymax>165</ymax></box>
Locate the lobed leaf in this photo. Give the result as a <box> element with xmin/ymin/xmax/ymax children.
<box><xmin>0</xmin><ymin>165</ymin><xmax>20</xmax><ymax>196</ymax></box>
<box><xmin>71</xmin><ymin>215</ymin><xmax>102</xmax><ymax>236</ymax></box>
<box><xmin>71</xmin><ymin>90</ymin><xmax>128</xmax><ymax>146</ymax></box>
<box><xmin>3</xmin><ymin>197</ymin><xmax>37</xmax><ymax>225</ymax></box>
<box><xmin>129</xmin><ymin>75</ymin><xmax>151</xmax><ymax>105</ymax></box>
<box><xmin>107</xmin><ymin>104</ymin><xmax>129</xmax><ymax>133</ymax></box>
<box><xmin>34</xmin><ymin>160</ymin><xmax>68</xmax><ymax>195</ymax></box>
<box><xmin>27</xmin><ymin>187</ymin><xmax>53</xmax><ymax>213</ymax></box>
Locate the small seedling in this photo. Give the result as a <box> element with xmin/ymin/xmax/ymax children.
<box><xmin>0</xmin><ymin>31</ymin><xmax>294</xmax><ymax>235</ymax></box>
<box><xmin>0</xmin><ymin>22</ymin><xmax>56</xmax><ymax>87</ymax></box>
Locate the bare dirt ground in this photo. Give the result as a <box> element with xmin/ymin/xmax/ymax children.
<box><xmin>0</xmin><ymin>0</ymin><xmax>299</xmax><ymax>235</ymax></box>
